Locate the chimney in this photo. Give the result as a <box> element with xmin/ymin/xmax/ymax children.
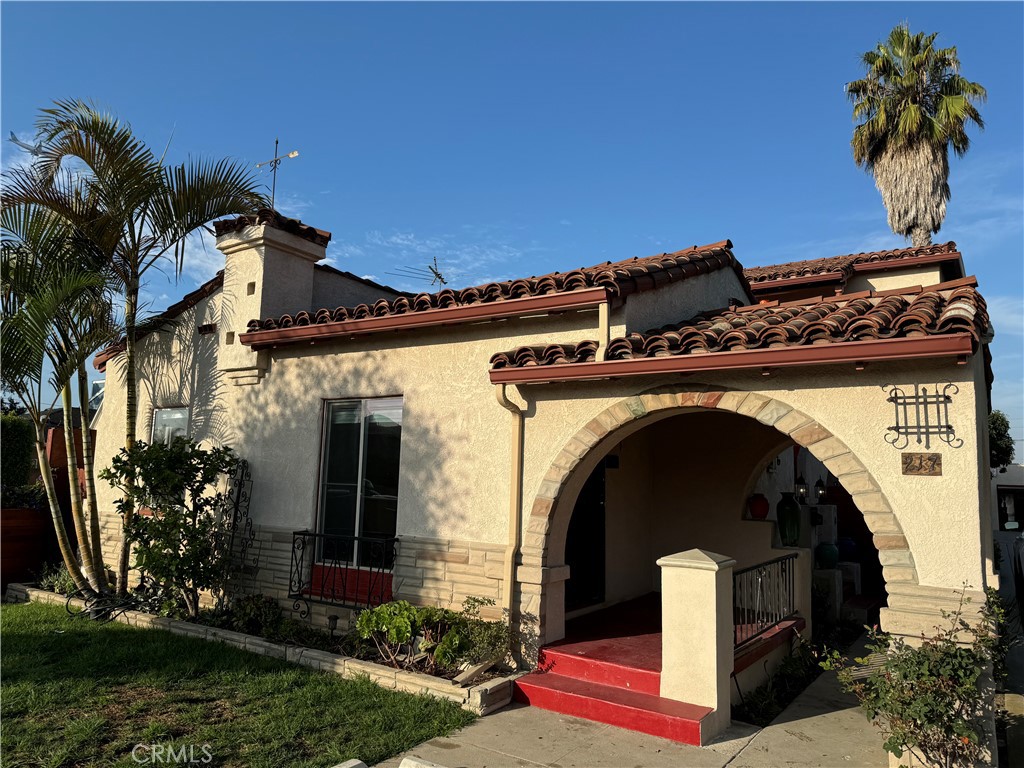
<box><xmin>213</xmin><ymin>210</ymin><xmax>332</xmax><ymax>385</ymax></box>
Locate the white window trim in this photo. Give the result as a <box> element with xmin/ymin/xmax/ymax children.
<box><xmin>151</xmin><ymin>405</ymin><xmax>189</xmax><ymax>446</ymax></box>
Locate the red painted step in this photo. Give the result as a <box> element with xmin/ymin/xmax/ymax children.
<box><xmin>538</xmin><ymin>645</ymin><xmax>661</xmax><ymax>696</ymax></box>
<box><xmin>514</xmin><ymin>672</ymin><xmax>713</xmax><ymax>745</ymax></box>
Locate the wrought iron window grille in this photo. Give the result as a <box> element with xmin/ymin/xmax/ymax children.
<box><xmin>883</xmin><ymin>383</ymin><xmax>962</xmax><ymax>450</ymax></box>
<box><xmin>288</xmin><ymin>530</ymin><xmax>399</xmax><ymax>618</ymax></box>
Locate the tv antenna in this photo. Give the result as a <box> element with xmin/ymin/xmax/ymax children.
<box><xmin>255</xmin><ymin>138</ymin><xmax>299</xmax><ymax>212</ymax></box>
<box><xmin>386</xmin><ymin>256</ymin><xmax>448</xmax><ymax>287</ymax></box>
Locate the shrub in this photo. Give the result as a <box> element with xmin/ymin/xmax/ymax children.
<box><xmin>0</xmin><ymin>481</ymin><xmax>45</xmax><ymax>511</ymax></box>
<box><xmin>821</xmin><ymin>587</ymin><xmax>1004</xmax><ymax>767</ymax></box>
<box><xmin>224</xmin><ymin>594</ymin><xmax>284</xmax><ymax>637</ymax></box>
<box><xmin>357</xmin><ymin>597</ymin><xmax>511</xmax><ymax>674</ymax></box>
<box><xmin>1</xmin><ymin>413</ymin><xmax>36</xmax><ymax>487</ymax></box>
<box><xmin>101</xmin><ymin>439</ymin><xmax>237</xmax><ymax>618</ymax></box>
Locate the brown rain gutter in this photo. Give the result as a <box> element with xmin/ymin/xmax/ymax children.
<box><xmin>489</xmin><ymin>333</ymin><xmax>975</xmax><ymax>385</ymax></box>
<box><xmin>494</xmin><ymin>384</ymin><xmax>527</xmax><ymax>616</ymax></box>
<box><xmin>239</xmin><ymin>288</ymin><xmax>610</xmax><ymax>350</ymax></box>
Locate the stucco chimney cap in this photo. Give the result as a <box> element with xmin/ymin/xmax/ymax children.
<box><xmin>213</xmin><ymin>208</ymin><xmax>332</xmax><ymax>247</ymax></box>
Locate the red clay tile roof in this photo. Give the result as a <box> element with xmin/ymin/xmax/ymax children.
<box><xmin>743</xmin><ymin>242</ymin><xmax>959</xmax><ymax>285</ymax></box>
<box><xmin>245</xmin><ymin>240</ymin><xmax>743</xmax><ymax>332</ymax></box>
<box><xmin>489</xmin><ymin>277</ymin><xmax>988</xmax><ymax>370</ymax></box>
<box><xmin>214</xmin><ymin>208</ymin><xmax>332</xmax><ymax>247</ymax></box>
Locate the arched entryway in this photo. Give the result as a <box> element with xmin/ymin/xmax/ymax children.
<box><xmin>521</xmin><ymin>383</ymin><xmax>917</xmax><ymax>647</ymax></box>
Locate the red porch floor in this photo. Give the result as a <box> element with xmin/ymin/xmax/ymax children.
<box><xmin>515</xmin><ymin>593</ymin><xmax>804</xmax><ymax>745</ymax></box>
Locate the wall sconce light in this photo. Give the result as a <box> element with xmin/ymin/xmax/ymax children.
<box><xmin>815</xmin><ymin>478</ymin><xmax>826</xmax><ymax>502</ymax></box>
<box><xmin>795</xmin><ymin>475</ymin><xmax>809</xmax><ymax>502</ymax></box>
<box><xmin>766</xmin><ymin>457</ymin><xmax>782</xmax><ymax>475</ymax></box>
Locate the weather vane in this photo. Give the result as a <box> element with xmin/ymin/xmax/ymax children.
<box><xmin>255</xmin><ymin>138</ymin><xmax>299</xmax><ymax>212</ymax></box>
<box><xmin>386</xmin><ymin>256</ymin><xmax>448</xmax><ymax>287</ymax></box>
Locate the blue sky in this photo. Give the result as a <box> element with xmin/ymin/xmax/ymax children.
<box><xmin>2</xmin><ymin>2</ymin><xmax>1021</xmax><ymax>445</ymax></box>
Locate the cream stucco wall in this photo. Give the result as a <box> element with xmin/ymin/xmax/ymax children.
<box><xmin>847</xmin><ymin>266</ymin><xmax>944</xmax><ymax>294</ymax></box>
<box><xmin>618</xmin><ymin>268</ymin><xmax>748</xmax><ymax>334</ymax></box>
<box><xmin>311</xmin><ymin>267</ymin><xmax>402</xmax><ymax>309</ymax></box>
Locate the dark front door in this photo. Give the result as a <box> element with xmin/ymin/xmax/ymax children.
<box><xmin>565</xmin><ymin>464</ymin><xmax>606</xmax><ymax>613</ymax></box>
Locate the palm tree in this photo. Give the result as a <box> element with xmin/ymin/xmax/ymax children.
<box><xmin>848</xmin><ymin>23</ymin><xmax>986</xmax><ymax>247</ymax></box>
<box><xmin>12</xmin><ymin>100</ymin><xmax>266</xmax><ymax>594</ymax></box>
<box><xmin>1</xmin><ymin>176</ymin><xmax>117</xmax><ymax>596</ymax></box>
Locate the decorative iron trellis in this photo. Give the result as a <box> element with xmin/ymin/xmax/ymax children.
<box><xmin>883</xmin><ymin>383</ymin><xmax>962</xmax><ymax>450</ymax></box>
<box><xmin>288</xmin><ymin>530</ymin><xmax>399</xmax><ymax>618</ymax></box>
<box><xmin>223</xmin><ymin>459</ymin><xmax>258</xmax><ymax>578</ymax></box>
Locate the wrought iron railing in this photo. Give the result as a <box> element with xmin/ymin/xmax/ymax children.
<box><xmin>288</xmin><ymin>530</ymin><xmax>399</xmax><ymax>616</ymax></box>
<box><xmin>733</xmin><ymin>553</ymin><xmax>797</xmax><ymax>647</ymax></box>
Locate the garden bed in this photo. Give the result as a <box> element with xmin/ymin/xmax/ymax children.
<box><xmin>5</xmin><ymin>584</ymin><xmax>518</xmax><ymax>716</ymax></box>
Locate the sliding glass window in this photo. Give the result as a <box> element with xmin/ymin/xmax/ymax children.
<box><xmin>318</xmin><ymin>398</ymin><xmax>403</xmax><ymax>567</ymax></box>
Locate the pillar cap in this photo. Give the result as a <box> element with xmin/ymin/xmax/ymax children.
<box><xmin>657</xmin><ymin>549</ymin><xmax>736</xmax><ymax>572</ymax></box>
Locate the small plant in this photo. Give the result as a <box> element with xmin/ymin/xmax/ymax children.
<box><xmin>37</xmin><ymin>561</ymin><xmax>75</xmax><ymax>595</ymax></box>
<box><xmin>356</xmin><ymin>597</ymin><xmax>511</xmax><ymax>674</ymax></box>
<box><xmin>208</xmin><ymin>594</ymin><xmax>284</xmax><ymax>637</ymax></box>
<box><xmin>101</xmin><ymin>439</ymin><xmax>238</xmax><ymax>618</ymax></box>
<box><xmin>821</xmin><ymin>587</ymin><xmax>1004</xmax><ymax>767</ymax></box>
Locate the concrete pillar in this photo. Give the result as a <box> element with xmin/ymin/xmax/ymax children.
<box><xmin>658</xmin><ymin>548</ymin><xmax>735</xmax><ymax>740</ymax></box>
<box><xmin>794</xmin><ymin>548</ymin><xmax>813</xmax><ymax>641</ymax></box>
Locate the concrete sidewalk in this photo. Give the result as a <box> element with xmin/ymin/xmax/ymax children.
<box><xmin>376</xmin><ymin>667</ymin><xmax>887</xmax><ymax>768</ymax></box>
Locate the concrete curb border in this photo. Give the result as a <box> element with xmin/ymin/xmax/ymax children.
<box><xmin>4</xmin><ymin>584</ymin><xmax>517</xmax><ymax>716</ymax></box>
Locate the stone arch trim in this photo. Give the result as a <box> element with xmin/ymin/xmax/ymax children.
<box><xmin>525</xmin><ymin>382</ymin><xmax>919</xmax><ymax>587</ymax></box>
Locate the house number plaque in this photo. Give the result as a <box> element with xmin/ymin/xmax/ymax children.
<box><xmin>901</xmin><ymin>452</ymin><xmax>942</xmax><ymax>476</ymax></box>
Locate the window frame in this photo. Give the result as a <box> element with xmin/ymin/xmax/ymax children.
<box><xmin>150</xmin><ymin>406</ymin><xmax>189</xmax><ymax>446</ymax></box>
<box><xmin>315</xmin><ymin>396</ymin><xmax>404</xmax><ymax>567</ymax></box>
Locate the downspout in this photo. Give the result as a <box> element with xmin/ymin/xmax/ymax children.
<box><xmin>596</xmin><ymin>297</ymin><xmax>611</xmax><ymax>361</ymax></box>
<box><xmin>495</xmin><ymin>383</ymin><xmax>526</xmax><ymax>616</ymax></box>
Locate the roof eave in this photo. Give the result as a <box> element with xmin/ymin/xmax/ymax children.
<box><xmin>488</xmin><ymin>333</ymin><xmax>975</xmax><ymax>385</ymax></box>
<box><xmin>240</xmin><ymin>287</ymin><xmax>611</xmax><ymax>351</ymax></box>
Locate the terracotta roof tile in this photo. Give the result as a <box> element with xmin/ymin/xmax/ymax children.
<box><xmin>214</xmin><ymin>208</ymin><xmax>332</xmax><ymax>247</ymax></box>
<box><xmin>246</xmin><ymin>240</ymin><xmax>741</xmax><ymax>333</ymax></box>
<box><xmin>743</xmin><ymin>242</ymin><xmax>958</xmax><ymax>285</ymax></box>
<box><xmin>489</xmin><ymin>279</ymin><xmax>988</xmax><ymax>370</ymax></box>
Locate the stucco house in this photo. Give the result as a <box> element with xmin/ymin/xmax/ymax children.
<box><xmin>91</xmin><ymin>210</ymin><xmax>996</xmax><ymax>744</ymax></box>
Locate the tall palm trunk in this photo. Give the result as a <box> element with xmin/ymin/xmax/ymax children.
<box><xmin>115</xmin><ymin>286</ymin><xmax>138</xmax><ymax>595</ymax></box>
<box><xmin>33</xmin><ymin>418</ymin><xmax>96</xmax><ymax>598</ymax></box>
<box><xmin>61</xmin><ymin>383</ymin><xmax>102</xmax><ymax>592</ymax></box>
<box><xmin>78</xmin><ymin>362</ymin><xmax>106</xmax><ymax>582</ymax></box>
<box><xmin>872</xmin><ymin>141</ymin><xmax>949</xmax><ymax>247</ymax></box>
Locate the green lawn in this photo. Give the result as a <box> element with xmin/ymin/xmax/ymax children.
<box><xmin>1</xmin><ymin>601</ymin><xmax>475</xmax><ymax>767</ymax></box>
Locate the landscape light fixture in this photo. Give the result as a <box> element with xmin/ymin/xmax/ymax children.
<box><xmin>255</xmin><ymin>138</ymin><xmax>300</xmax><ymax>212</ymax></box>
